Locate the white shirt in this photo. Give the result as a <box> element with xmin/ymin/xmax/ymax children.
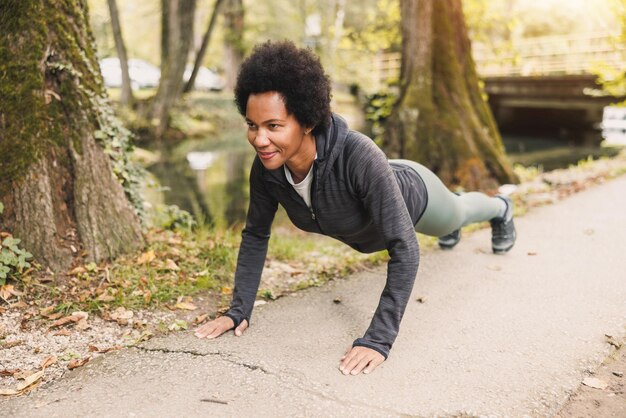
<box><xmin>284</xmin><ymin>154</ymin><xmax>316</xmax><ymax>208</ymax></box>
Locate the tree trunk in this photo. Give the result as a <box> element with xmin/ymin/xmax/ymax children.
<box><xmin>223</xmin><ymin>0</ymin><xmax>244</xmax><ymax>91</ymax></box>
<box><xmin>107</xmin><ymin>0</ymin><xmax>133</xmax><ymax>105</ymax></box>
<box><xmin>383</xmin><ymin>0</ymin><xmax>518</xmax><ymax>190</ymax></box>
<box><xmin>184</xmin><ymin>0</ymin><xmax>225</xmax><ymax>94</ymax></box>
<box><xmin>0</xmin><ymin>0</ymin><xmax>144</xmax><ymax>272</ymax></box>
<box><xmin>150</xmin><ymin>0</ymin><xmax>196</xmax><ymax>138</ymax></box>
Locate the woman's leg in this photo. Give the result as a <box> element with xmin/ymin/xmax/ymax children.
<box><xmin>391</xmin><ymin>159</ymin><xmax>505</xmax><ymax>237</ymax></box>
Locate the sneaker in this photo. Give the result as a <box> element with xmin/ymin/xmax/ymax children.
<box><xmin>490</xmin><ymin>195</ymin><xmax>516</xmax><ymax>254</ymax></box>
<box><xmin>438</xmin><ymin>228</ymin><xmax>461</xmax><ymax>250</ymax></box>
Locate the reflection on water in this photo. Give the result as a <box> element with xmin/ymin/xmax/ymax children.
<box><xmin>147</xmin><ymin>149</ymin><xmax>254</xmax><ymax>227</ymax></box>
<box><xmin>502</xmin><ymin>132</ymin><xmax>622</xmax><ymax>171</ymax></box>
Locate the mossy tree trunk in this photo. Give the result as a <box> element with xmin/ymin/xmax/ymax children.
<box><xmin>0</xmin><ymin>0</ymin><xmax>144</xmax><ymax>273</ymax></box>
<box><xmin>150</xmin><ymin>0</ymin><xmax>196</xmax><ymax>138</ymax></box>
<box><xmin>223</xmin><ymin>0</ymin><xmax>244</xmax><ymax>91</ymax></box>
<box><xmin>383</xmin><ymin>0</ymin><xmax>518</xmax><ymax>190</ymax></box>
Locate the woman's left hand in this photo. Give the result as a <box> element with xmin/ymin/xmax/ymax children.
<box><xmin>339</xmin><ymin>345</ymin><xmax>385</xmax><ymax>375</ymax></box>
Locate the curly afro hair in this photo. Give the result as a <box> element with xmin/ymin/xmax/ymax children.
<box><xmin>234</xmin><ymin>40</ymin><xmax>332</xmax><ymax>136</ymax></box>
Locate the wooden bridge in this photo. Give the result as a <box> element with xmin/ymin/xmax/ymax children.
<box><xmin>374</xmin><ymin>32</ymin><xmax>626</xmax><ymax>141</ymax></box>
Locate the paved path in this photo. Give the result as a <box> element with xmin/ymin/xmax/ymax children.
<box><xmin>5</xmin><ymin>176</ymin><xmax>626</xmax><ymax>417</ymax></box>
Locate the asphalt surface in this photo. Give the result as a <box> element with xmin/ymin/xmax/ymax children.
<box><xmin>5</xmin><ymin>175</ymin><xmax>626</xmax><ymax>417</ymax></box>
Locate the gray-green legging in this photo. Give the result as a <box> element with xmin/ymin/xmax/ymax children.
<box><xmin>391</xmin><ymin>159</ymin><xmax>504</xmax><ymax>237</ymax></box>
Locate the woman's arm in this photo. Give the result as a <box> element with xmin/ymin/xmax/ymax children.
<box><xmin>196</xmin><ymin>158</ymin><xmax>278</xmax><ymax>338</ymax></box>
<box><xmin>346</xmin><ymin>135</ymin><xmax>420</xmax><ymax>360</ymax></box>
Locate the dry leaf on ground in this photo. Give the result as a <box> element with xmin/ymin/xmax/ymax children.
<box><xmin>67</xmin><ymin>357</ymin><xmax>90</xmax><ymax>370</ymax></box>
<box><xmin>194</xmin><ymin>314</ymin><xmax>209</xmax><ymax>324</ymax></box>
<box><xmin>582</xmin><ymin>377</ymin><xmax>608</xmax><ymax>390</ymax></box>
<box><xmin>40</xmin><ymin>355</ymin><xmax>57</xmax><ymax>369</ymax></box>
<box><xmin>16</xmin><ymin>370</ymin><xmax>44</xmax><ymax>391</ymax></box>
<box><xmin>137</xmin><ymin>250</ymin><xmax>156</xmax><ymax>265</ymax></box>
<box><xmin>0</xmin><ymin>369</ymin><xmax>20</xmax><ymax>377</ymax></box>
<box><xmin>175</xmin><ymin>302</ymin><xmax>197</xmax><ymax>311</ymax></box>
<box><xmin>165</xmin><ymin>259</ymin><xmax>180</xmax><ymax>271</ymax></box>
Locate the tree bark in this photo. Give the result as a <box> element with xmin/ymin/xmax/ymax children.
<box><xmin>222</xmin><ymin>0</ymin><xmax>244</xmax><ymax>91</ymax></box>
<box><xmin>383</xmin><ymin>0</ymin><xmax>517</xmax><ymax>190</ymax></box>
<box><xmin>184</xmin><ymin>0</ymin><xmax>225</xmax><ymax>94</ymax></box>
<box><xmin>150</xmin><ymin>0</ymin><xmax>197</xmax><ymax>138</ymax></box>
<box><xmin>0</xmin><ymin>0</ymin><xmax>144</xmax><ymax>272</ymax></box>
<box><xmin>106</xmin><ymin>0</ymin><xmax>133</xmax><ymax>105</ymax></box>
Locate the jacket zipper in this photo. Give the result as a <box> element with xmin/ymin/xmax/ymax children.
<box><xmin>310</xmin><ymin>162</ymin><xmax>324</xmax><ymax>233</ymax></box>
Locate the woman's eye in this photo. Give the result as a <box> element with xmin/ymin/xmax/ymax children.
<box><xmin>269</xmin><ymin>124</ymin><xmax>280</xmax><ymax>129</ymax></box>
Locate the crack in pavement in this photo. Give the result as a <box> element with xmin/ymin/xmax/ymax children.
<box><xmin>133</xmin><ymin>345</ymin><xmax>270</xmax><ymax>374</ymax></box>
<box><xmin>133</xmin><ymin>345</ymin><xmax>418</xmax><ymax>416</ymax></box>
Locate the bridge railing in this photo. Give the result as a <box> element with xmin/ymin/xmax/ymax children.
<box><xmin>373</xmin><ymin>32</ymin><xmax>626</xmax><ymax>86</ymax></box>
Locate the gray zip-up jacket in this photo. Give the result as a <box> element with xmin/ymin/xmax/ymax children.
<box><xmin>225</xmin><ymin>113</ymin><xmax>428</xmax><ymax>359</ymax></box>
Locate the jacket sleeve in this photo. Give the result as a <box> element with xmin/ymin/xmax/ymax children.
<box><xmin>224</xmin><ymin>157</ymin><xmax>278</xmax><ymax>328</ymax></box>
<box><xmin>347</xmin><ymin>136</ymin><xmax>420</xmax><ymax>359</ymax></box>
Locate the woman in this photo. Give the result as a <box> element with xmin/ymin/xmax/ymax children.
<box><xmin>194</xmin><ymin>41</ymin><xmax>516</xmax><ymax>376</ymax></box>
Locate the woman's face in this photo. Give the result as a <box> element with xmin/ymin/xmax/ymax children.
<box><xmin>245</xmin><ymin>91</ymin><xmax>312</xmax><ymax>171</ymax></box>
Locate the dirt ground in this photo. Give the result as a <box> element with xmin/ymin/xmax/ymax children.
<box><xmin>556</xmin><ymin>341</ymin><xmax>625</xmax><ymax>417</ymax></box>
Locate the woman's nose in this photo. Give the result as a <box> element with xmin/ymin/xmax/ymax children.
<box><xmin>252</xmin><ymin>131</ymin><xmax>270</xmax><ymax>147</ymax></box>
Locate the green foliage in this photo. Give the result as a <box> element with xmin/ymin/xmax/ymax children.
<box><xmin>92</xmin><ymin>95</ymin><xmax>149</xmax><ymax>222</ymax></box>
<box><xmin>0</xmin><ymin>227</ymin><xmax>33</xmax><ymax>285</ymax></box>
<box><xmin>150</xmin><ymin>204</ymin><xmax>197</xmax><ymax>231</ymax></box>
<box><xmin>363</xmin><ymin>90</ymin><xmax>397</xmax><ymax>145</ymax></box>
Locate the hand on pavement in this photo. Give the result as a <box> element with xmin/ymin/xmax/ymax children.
<box><xmin>194</xmin><ymin>316</ymin><xmax>248</xmax><ymax>339</ymax></box>
<box><xmin>339</xmin><ymin>345</ymin><xmax>385</xmax><ymax>375</ymax></box>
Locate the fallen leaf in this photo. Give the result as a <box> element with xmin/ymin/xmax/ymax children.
<box><xmin>41</xmin><ymin>356</ymin><xmax>57</xmax><ymax>369</ymax></box>
<box><xmin>2</xmin><ymin>340</ymin><xmax>24</xmax><ymax>349</ymax></box>
<box><xmin>16</xmin><ymin>370</ymin><xmax>44</xmax><ymax>391</ymax></box>
<box><xmin>73</xmin><ymin>311</ymin><xmax>88</xmax><ymax>319</ymax></box>
<box><xmin>0</xmin><ymin>369</ymin><xmax>20</xmax><ymax>377</ymax></box>
<box><xmin>0</xmin><ymin>388</ymin><xmax>20</xmax><ymax>396</ymax></box>
<box><xmin>333</xmin><ymin>297</ymin><xmax>342</xmax><ymax>304</ymax></box>
<box><xmin>194</xmin><ymin>313</ymin><xmax>209</xmax><ymax>324</ymax></box>
<box><xmin>137</xmin><ymin>250</ymin><xmax>156</xmax><ymax>265</ymax></box>
<box><xmin>96</xmin><ymin>292</ymin><xmax>115</xmax><ymax>302</ymax></box>
<box><xmin>168</xmin><ymin>320</ymin><xmax>188</xmax><ymax>331</ymax></box>
<box><xmin>14</xmin><ymin>370</ymin><xmax>35</xmax><ymax>380</ymax></box>
<box><xmin>39</xmin><ymin>306</ymin><xmax>55</xmax><ymax>316</ymax></box>
<box><xmin>9</xmin><ymin>301</ymin><xmax>27</xmax><ymax>309</ymax></box>
<box><xmin>165</xmin><ymin>259</ymin><xmax>180</xmax><ymax>271</ymax></box>
<box><xmin>415</xmin><ymin>297</ymin><xmax>426</xmax><ymax>303</ymax></box>
<box><xmin>53</xmin><ymin>329</ymin><xmax>71</xmax><ymax>337</ymax></box>
<box><xmin>0</xmin><ymin>285</ymin><xmax>15</xmax><ymax>300</ymax></box>
<box><xmin>527</xmin><ymin>251</ymin><xmax>537</xmax><ymax>256</ymax></box>
<box><xmin>175</xmin><ymin>302</ymin><xmax>198</xmax><ymax>311</ymax></box>
<box><xmin>605</xmin><ymin>334</ymin><xmax>622</xmax><ymax>349</ymax></box>
<box><xmin>49</xmin><ymin>314</ymin><xmax>81</xmax><ymax>328</ymax></box>
<box><xmin>221</xmin><ymin>286</ymin><xmax>232</xmax><ymax>295</ymax></box>
<box><xmin>43</xmin><ymin>312</ymin><xmax>63</xmax><ymax>320</ymax></box>
<box><xmin>582</xmin><ymin>377</ymin><xmax>608</xmax><ymax>390</ymax></box>
<box><xmin>88</xmin><ymin>345</ymin><xmax>100</xmax><ymax>352</ymax></box>
<box><xmin>67</xmin><ymin>357</ymin><xmax>90</xmax><ymax>370</ymax></box>
<box><xmin>68</xmin><ymin>266</ymin><xmax>86</xmax><ymax>276</ymax></box>
<box><xmin>143</xmin><ymin>290</ymin><xmax>152</xmax><ymax>304</ymax></box>
<box><xmin>75</xmin><ymin>319</ymin><xmax>90</xmax><ymax>331</ymax></box>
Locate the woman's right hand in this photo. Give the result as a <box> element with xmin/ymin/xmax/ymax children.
<box><xmin>194</xmin><ymin>315</ymin><xmax>249</xmax><ymax>339</ymax></box>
